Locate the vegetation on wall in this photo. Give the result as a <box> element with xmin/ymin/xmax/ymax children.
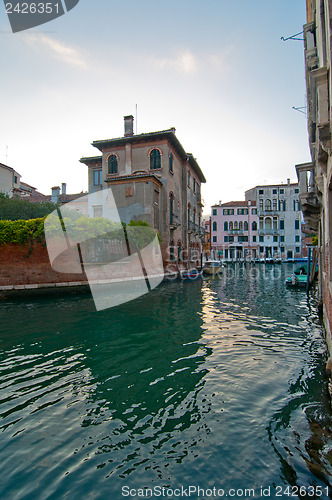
<box><xmin>0</xmin><ymin>214</ymin><xmax>160</xmax><ymax>250</ymax></box>
<box><xmin>0</xmin><ymin>193</ymin><xmax>56</xmax><ymax>221</ymax></box>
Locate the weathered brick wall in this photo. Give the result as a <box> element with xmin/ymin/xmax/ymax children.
<box><xmin>0</xmin><ymin>243</ymin><xmax>87</xmax><ymax>286</ymax></box>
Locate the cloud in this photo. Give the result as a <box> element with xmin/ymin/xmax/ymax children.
<box><xmin>153</xmin><ymin>49</ymin><xmax>197</xmax><ymax>74</ymax></box>
<box><xmin>24</xmin><ymin>33</ymin><xmax>87</xmax><ymax>69</ymax></box>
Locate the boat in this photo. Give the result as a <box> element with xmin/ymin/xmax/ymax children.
<box><xmin>180</xmin><ymin>268</ymin><xmax>203</xmax><ymax>281</ymax></box>
<box><xmin>203</xmin><ymin>260</ymin><xmax>224</xmax><ymax>275</ymax></box>
<box><xmin>285</xmin><ymin>263</ymin><xmax>318</xmax><ymax>287</ymax></box>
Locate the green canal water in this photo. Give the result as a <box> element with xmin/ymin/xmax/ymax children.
<box><xmin>0</xmin><ymin>263</ymin><xmax>332</xmax><ymax>499</ymax></box>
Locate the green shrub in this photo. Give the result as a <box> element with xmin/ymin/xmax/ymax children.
<box><xmin>0</xmin><ymin>193</ymin><xmax>56</xmax><ymax>221</ymax></box>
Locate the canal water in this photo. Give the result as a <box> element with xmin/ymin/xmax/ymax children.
<box><xmin>0</xmin><ymin>263</ymin><xmax>332</xmax><ymax>499</ymax></box>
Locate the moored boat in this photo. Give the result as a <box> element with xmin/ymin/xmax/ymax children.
<box><xmin>203</xmin><ymin>260</ymin><xmax>223</xmax><ymax>275</ymax></box>
<box><xmin>180</xmin><ymin>268</ymin><xmax>203</xmax><ymax>281</ymax></box>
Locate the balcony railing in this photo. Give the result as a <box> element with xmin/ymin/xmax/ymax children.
<box><xmin>228</xmin><ymin>229</ymin><xmax>244</xmax><ymax>234</ymax></box>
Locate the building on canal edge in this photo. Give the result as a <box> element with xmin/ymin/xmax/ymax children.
<box><xmin>296</xmin><ymin>0</ymin><xmax>332</xmax><ymax>356</ymax></box>
<box><xmin>210</xmin><ymin>180</ymin><xmax>303</xmax><ymax>262</ymax></box>
<box><xmin>80</xmin><ymin>116</ymin><xmax>206</xmax><ymax>269</ymax></box>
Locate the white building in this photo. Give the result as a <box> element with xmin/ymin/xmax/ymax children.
<box><xmin>0</xmin><ymin>162</ymin><xmax>21</xmax><ymax>197</ymax></box>
<box><xmin>245</xmin><ymin>180</ymin><xmax>303</xmax><ymax>260</ymax></box>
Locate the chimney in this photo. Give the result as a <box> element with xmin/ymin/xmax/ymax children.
<box><xmin>51</xmin><ymin>186</ymin><xmax>60</xmax><ymax>204</ymax></box>
<box><xmin>124</xmin><ymin>115</ymin><xmax>134</xmax><ymax>137</ymax></box>
<box><xmin>287</xmin><ymin>178</ymin><xmax>290</xmax><ymax>185</ymax></box>
<box><xmin>61</xmin><ymin>183</ymin><xmax>67</xmax><ymax>195</ymax></box>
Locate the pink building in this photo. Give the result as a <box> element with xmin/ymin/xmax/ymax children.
<box><xmin>211</xmin><ymin>201</ymin><xmax>259</xmax><ymax>261</ymax></box>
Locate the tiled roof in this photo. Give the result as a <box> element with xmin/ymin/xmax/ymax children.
<box><xmin>212</xmin><ymin>200</ymin><xmax>256</xmax><ymax>208</ymax></box>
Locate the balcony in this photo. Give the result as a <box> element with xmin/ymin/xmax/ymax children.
<box><xmin>295</xmin><ymin>162</ymin><xmax>321</xmax><ymax>231</ymax></box>
<box><xmin>258</xmin><ymin>229</ymin><xmax>279</xmax><ymax>236</ymax></box>
<box><xmin>188</xmin><ymin>221</ymin><xmax>204</xmax><ymax>236</ymax></box>
<box><xmin>228</xmin><ymin>229</ymin><xmax>244</xmax><ymax>234</ymax></box>
<box><xmin>170</xmin><ymin>214</ymin><xmax>180</xmax><ymax>230</ymax></box>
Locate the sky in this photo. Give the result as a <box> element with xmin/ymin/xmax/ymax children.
<box><xmin>0</xmin><ymin>0</ymin><xmax>310</xmax><ymax>215</ymax></box>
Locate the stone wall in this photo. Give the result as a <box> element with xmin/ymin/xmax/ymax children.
<box><xmin>0</xmin><ymin>243</ymin><xmax>87</xmax><ymax>286</ymax></box>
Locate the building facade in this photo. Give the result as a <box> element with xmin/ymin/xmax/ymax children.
<box><xmin>210</xmin><ymin>201</ymin><xmax>259</xmax><ymax>261</ymax></box>
<box><xmin>0</xmin><ymin>162</ymin><xmax>21</xmax><ymax>197</ymax></box>
<box><xmin>245</xmin><ymin>180</ymin><xmax>303</xmax><ymax>260</ymax></box>
<box><xmin>80</xmin><ymin>116</ymin><xmax>206</xmax><ymax>267</ymax></box>
<box><xmin>296</xmin><ymin>0</ymin><xmax>332</xmax><ymax>350</ymax></box>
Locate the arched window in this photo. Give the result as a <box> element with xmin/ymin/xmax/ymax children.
<box><xmin>212</xmin><ymin>221</ymin><xmax>217</xmax><ymax>231</ymax></box>
<box><xmin>224</xmin><ymin>221</ymin><xmax>228</xmax><ymax>231</ymax></box>
<box><xmin>108</xmin><ymin>154</ymin><xmax>118</xmax><ymax>174</ymax></box>
<box><xmin>187</xmin><ymin>203</ymin><xmax>191</xmax><ymax>226</ymax></box>
<box><xmin>265</xmin><ymin>199</ymin><xmax>272</xmax><ymax>211</ymax></box>
<box><xmin>229</xmin><ymin>221</ymin><xmax>233</xmax><ymax>230</ymax></box>
<box><xmin>252</xmin><ymin>221</ymin><xmax>257</xmax><ymax>231</ymax></box>
<box><xmin>234</xmin><ymin>221</ymin><xmax>238</xmax><ymax>230</ymax></box>
<box><xmin>265</xmin><ymin>217</ymin><xmax>272</xmax><ymax>230</ymax></box>
<box><xmin>239</xmin><ymin>221</ymin><xmax>243</xmax><ymax>230</ymax></box>
<box><xmin>150</xmin><ymin>148</ymin><xmax>161</xmax><ymax>169</ymax></box>
<box><xmin>244</xmin><ymin>221</ymin><xmax>248</xmax><ymax>231</ymax></box>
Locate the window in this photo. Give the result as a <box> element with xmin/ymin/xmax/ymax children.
<box><xmin>259</xmin><ymin>246</ymin><xmax>264</xmax><ymax>253</ymax></box>
<box><xmin>253</xmin><ymin>236</ymin><xmax>257</xmax><ymax>242</ymax></box>
<box><xmin>193</xmin><ymin>177</ymin><xmax>196</xmax><ymax>193</ymax></box>
<box><xmin>237</xmin><ymin>208</ymin><xmax>248</xmax><ymax>215</ymax></box>
<box><xmin>296</xmin><ymin>247</ymin><xmax>300</xmax><ymax>253</ymax></box>
<box><xmin>281</xmin><ymin>246</ymin><xmax>285</xmax><ymax>253</ymax></box>
<box><xmin>280</xmin><ymin>235</ymin><xmax>284</xmax><ymax>242</ymax></box>
<box><xmin>213</xmin><ymin>236</ymin><xmax>217</xmax><ymax>243</ymax></box>
<box><xmin>14</xmin><ymin>176</ymin><xmax>18</xmax><ymax>184</ymax></box>
<box><xmin>295</xmin><ymin>219</ymin><xmax>300</xmax><ymax>230</ymax></box>
<box><xmin>259</xmin><ymin>235</ymin><xmax>264</xmax><ymax>242</ymax></box>
<box><xmin>265</xmin><ymin>199</ymin><xmax>272</xmax><ymax>211</ymax></box>
<box><xmin>212</xmin><ymin>221</ymin><xmax>217</xmax><ymax>231</ymax></box>
<box><xmin>169</xmin><ymin>192</ymin><xmax>174</xmax><ymax>224</ymax></box>
<box><xmin>259</xmin><ymin>189</ymin><xmax>264</xmax><ymax>194</ymax></box>
<box><xmin>224</xmin><ymin>221</ymin><xmax>228</xmax><ymax>231</ymax></box>
<box><xmin>93</xmin><ymin>169</ymin><xmax>102</xmax><ymax>186</ymax></box>
<box><xmin>295</xmin><ymin>188</ymin><xmax>299</xmax><ymax>193</ymax></box>
<box><xmin>150</xmin><ymin>148</ymin><xmax>161</xmax><ymax>169</ymax></box>
<box><xmin>252</xmin><ymin>208</ymin><xmax>257</xmax><ymax>214</ymax></box>
<box><xmin>295</xmin><ymin>235</ymin><xmax>300</xmax><ymax>242</ymax></box>
<box><xmin>239</xmin><ymin>221</ymin><xmax>243</xmax><ymax>230</ymax></box>
<box><xmin>252</xmin><ymin>221</ymin><xmax>257</xmax><ymax>231</ymax></box>
<box><xmin>244</xmin><ymin>221</ymin><xmax>248</xmax><ymax>231</ymax></box>
<box><xmin>259</xmin><ymin>217</ymin><xmax>264</xmax><ymax>229</ymax></box>
<box><xmin>265</xmin><ymin>217</ymin><xmax>272</xmax><ymax>230</ymax></box>
<box><xmin>238</xmin><ymin>236</ymin><xmax>248</xmax><ymax>242</ymax></box>
<box><xmin>229</xmin><ymin>236</ymin><xmax>234</xmax><ymax>243</ymax></box>
<box><xmin>229</xmin><ymin>222</ymin><xmax>233</xmax><ymax>230</ymax></box>
<box><xmin>259</xmin><ymin>199</ymin><xmax>264</xmax><ymax>211</ymax></box>
<box><xmin>108</xmin><ymin>154</ymin><xmax>118</xmax><ymax>174</ymax></box>
<box><xmin>280</xmin><ymin>189</ymin><xmax>284</xmax><ymax>194</ymax></box>
<box><xmin>234</xmin><ymin>221</ymin><xmax>238</xmax><ymax>230</ymax></box>
<box><xmin>224</xmin><ymin>236</ymin><xmax>229</xmax><ymax>242</ymax></box>
<box><xmin>223</xmin><ymin>209</ymin><xmax>234</xmax><ymax>215</ymax></box>
<box><xmin>280</xmin><ymin>219</ymin><xmax>285</xmax><ymax>230</ymax></box>
<box><xmin>273</xmin><ymin>235</ymin><xmax>278</xmax><ymax>242</ymax></box>
<box><xmin>294</xmin><ymin>200</ymin><xmax>300</xmax><ymax>211</ymax></box>
<box><xmin>169</xmin><ymin>152</ymin><xmax>173</xmax><ymax>173</ymax></box>
<box><xmin>93</xmin><ymin>205</ymin><xmax>103</xmax><ymax>218</ymax></box>
<box><xmin>187</xmin><ymin>204</ymin><xmax>191</xmax><ymax>225</ymax></box>
<box><xmin>212</xmin><ymin>208</ymin><xmax>217</xmax><ymax>216</ymax></box>
<box><xmin>272</xmin><ymin>189</ymin><xmax>277</xmax><ymax>194</ymax></box>
<box><xmin>273</xmin><ymin>199</ymin><xmax>277</xmax><ymax>211</ymax></box>
<box><xmin>273</xmin><ymin>217</ymin><xmax>278</xmax><ymax>230</ymax></box>
<box><xmin>187</xmin><ymin>171</ymin><xmax>190</xmax><ymax>187</ymax></box>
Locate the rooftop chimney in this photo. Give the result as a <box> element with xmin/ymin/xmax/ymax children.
<box><xmin>287</xmin><ymin>178</ymin><xmax>290</xmax><ymax>185</ymax></box>
<box><xmin>124</xmin><ymin>115</ymin><xmax>134</xmax><ymax>137</ymax></box>
<box><xmin>61</xmin><ymin>183</ymin><xmax>67</xmax><ymax>195</ymax></box>
<box><xmin>51</xmin><ymin>186</ymin><xmax>60</xmax><ymax>204</ymax></box>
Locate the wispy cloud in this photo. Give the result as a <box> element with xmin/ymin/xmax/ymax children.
<box><xmin>24</xmin><ymin>33</ymin><xmax>87</xmax><ymax>69</ymax></box>
<box><xmin>153</xmin><ymin>49</ymin><xmax>197</xmax><ymax>74</ymax></box>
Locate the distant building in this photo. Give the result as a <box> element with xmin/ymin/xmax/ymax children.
<box><xmin>80</xmin><ymin>116</ymin><xmax>206</xmax><ymax>267</ymax></box>
<box><xmin>245</xmin><ymin>180</ymin><xmax>303</xmax><ymax>260</ymax></box>
<box><xmin>210</xmin><ymin>201</ymin><xmax>259</xmax><ymax>261</ymax></box>
<box><xmin>202</xmin><ymin>216</ymin><xmax>211</xmax><ymax>258</ymax></box>
<box><xmin>0</xmin><ymin>162</ymin><xmax>21</xmax><ymax>197</ymax></box>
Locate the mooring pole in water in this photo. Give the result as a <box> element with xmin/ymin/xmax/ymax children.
<box><xmin>306</xmin><ymin>245</ymin><xmax>312</xmax><ymax>292</ymax></box>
